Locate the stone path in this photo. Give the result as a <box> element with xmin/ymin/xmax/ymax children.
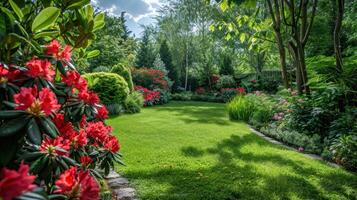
<box><xmin>249</xmin><ymin>126</ymin><xmax>340</xmax><ymax>168</ymax></box>
<box><xmin>106</xmin><ymin>170</ymin><xmax>138</xmax><ymax>200</ymax></box>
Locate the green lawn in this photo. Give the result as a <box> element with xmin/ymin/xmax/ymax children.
<box><xmin>108</xmin><ymin>101</ymin><xmax>357</xmax><ymax>200</ymax></box>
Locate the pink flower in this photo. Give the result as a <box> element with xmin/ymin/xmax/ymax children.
<box><xmin>46</xmin><ymin>40</ymin><xmax>72</xmax><ymax>61</ymax></box>
<box><xmin>78</xmin><ymin>91</ymin><xmax>100</xmax><ymax>105</ymax></box>
<box><xmin>85</xmin><ymin>121</ymin><xmax>112</xmax><ymax>143</ymax></box>
<box><xmin>298</xmin><ymin>147</ymin><xmax>304</xmax><ymax>152</ymax></box>
<box><xmin>0</xmin><ymin>162</ymin><xmax>36</xmax><ymax>200</ymax></box>
<box><xmin>61</xmin><ymin>70</ymin><xmax>88</xmax><ymax>92</ymax></box>
<box><xmin>45</xmin><ymin>40</ymin><xmax>61</xmax><ymax>56</ymax></box>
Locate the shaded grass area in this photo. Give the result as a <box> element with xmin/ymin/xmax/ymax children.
<box><xmin>108</xmin><ymin>101</ymin><xmax>357</xmax><ymax>200</ymax></box>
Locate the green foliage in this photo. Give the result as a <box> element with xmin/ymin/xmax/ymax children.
<box><xmin>216</xmin><ymin>75</ymin><xmax>236</xmax><ymax>89</ymax></box>
<box><xmin>84</xmin><ymin>72</ymin><xmax>130</xmax><ymax>105</ymax></box>
<box><xmin>159</xmin><ymin>40</ymin><xmax>179</xmax><ymax>88</ymax></box>
<box><xmin>124</xmin><ymin>91</ymin><xmax>144</xmax><ymax>114</ymax></box>
<box><xmin>227</xmin><ymin>95</ymin><xmax>254</xmax><ymax>121</ymax></box>
<box><xmin>93</xmin><ymin>66</ymin><xmax>110</xmax><ymax>72</ymax></box>
<box><xmin>219</xmin><ymin>54</ymin><xmax>234</xmax><ymax>75</ymax></box>
<box><xmin>111</xmin><ymin>64</ymin><xmax>134</xmax><ymax>91</ymax></box>
<box><xmin>136</xmin><ymin>26</ymin><xmax>156</xmax><ymax>68</ymax></box>
<box><xmin>330</xmin><ymin>134</ymin><xmax>357</xmax><ymax>171</ymax></box>
<box><xmin>106</xmin><ymin>104</ymin><xmax>123</xmax><ymax>115</ymax></box>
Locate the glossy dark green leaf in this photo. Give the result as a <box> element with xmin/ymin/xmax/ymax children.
<box><xmin>0</xmin><ymin>116</ymin><xmax>30</xmax><ymax>137</ymax></box>
<box><xmin>38</xmin><ymin>117</ymin><xmax>57</xmax><ymax>138</ymax></box>
<box><xmin>0</xmin><ymin>110</ymin><xmax>26</xmax><ymax>119</ymax></box>
<box><xmin>26</xmin><ymin>118</ymin><xmax>42</xmax><ymax>144</ymax></box>
<box><xmin>19</xmin><ymin>152</ymin><xmax>43</xmax><ymax>161</ymax></box>
<box><xmin>67</xmin><ymin>0</ymin><xmax>90</xmax><ymax>9</ymax></box>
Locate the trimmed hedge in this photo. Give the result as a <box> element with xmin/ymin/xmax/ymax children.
<box><xmin>83</xmin><ymin>72</ymin><xmax>130</xmax><ymax>105</ymax></box>
<box><xmin>111</xmin><ymin>64</ymin><xmax>134</xmax><ymax>91</ymax></box>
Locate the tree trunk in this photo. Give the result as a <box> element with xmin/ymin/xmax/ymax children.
<box><xmin>334</xmin><ymin>0</ymin><xmax>344</xmax><ymax>72</ymax></box>
<box><xmin>184</xmin><ymin>41</ymin><xmax>189</xmax><ymax>91</ymax></box>
<box><xmin>276</xmin><ymin>32</ymin><xmax>290</xmax><ymax>88</ymax></box>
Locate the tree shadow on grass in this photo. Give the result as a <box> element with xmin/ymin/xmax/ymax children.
<box><xmin>153</xmin><ymin>103</ymin><xmax>231</xmax><ymax>126</ymax></box>
<box><xmin>125</xmin><ymin>134</ymin><xmax>357</xmax><ymax>200</ymax></box>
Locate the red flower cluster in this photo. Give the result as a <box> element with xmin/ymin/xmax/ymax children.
<box><xmin>78</xmin><ymin>90</ymin><xmax>100</xmax><ymax>105</ymax></box>
<box><xmin>0</xmin><ymin>162</ymin><xmax>36</xmax><ymax>200</ymax></box>
<box><xmin>132</xmin><ymin>68</ymin><xmax>169</xmax><ymax>90</ymax></box>
<box><xmin>221</xmin><ymin>87</ymin><xmax>246</xmax><ymax>94</ymax></box>
<box><xmin>40</xmin><ymin>136</ymin><xmax>70</xmax><ymax>156</ymax></box>
<box><xmin>26</xmin><ymin>58</ymin><xmax>55</xmax><ymax>81</ymax></box>
<box><xmin>95</xmin><ymin>106</ymin><xmax>109</xmax><ymax>120</ymax></box>
<box><xmin>55</xmin><ymin>167</ymin><xmax>99</xmax><ymax>200</ymax></box>
<box><xmin>0</xmin><ymin>64</ymin><xmax>8</xmax><ymax>83</ymax></box>
<box><xmin>14</xmin><ymin>86</ymin><xmax>60</xmax><ymax>116</ymax></box>
<box><xmin>46</xmin><ymin>40</ymin><xmax>72</xmax><ymax>61</ymax></box>
<box><xmin>135</xmin><ymin>86</ymin><xmax>160</xmax><ymax>106</ymax></box>
<box><xmin>80</xmin><ymin>156</ymin><xmax>92</xmax><ymax>167</ymax></box>
<box><xmin>195</xmin><ymin>87</ymin><xmax>206</xmax><ymax>94</ymax></box>
<box><xmin>61</xmin><ymin>70</ymin><xmax>88</xmax><ymax>92</ymax></box>
<box><xmin>104</xmin><ymin>135</ymin><xmax>120</xmax><ymax>153</ymax></box>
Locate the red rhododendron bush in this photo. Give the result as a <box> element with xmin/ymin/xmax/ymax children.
<box><xmin>0</xmin><ymin>1</ymin><xmax>121</xmax><ymax>199</ymax></box>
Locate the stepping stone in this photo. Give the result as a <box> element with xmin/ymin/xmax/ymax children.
<box><xmin>114</xmin><ymin>187</ymin><xmax>136</xmax><ymax>200</ymax></box>
<box><xmin>108</xmin><ymin>177</ymin><xmax>129</xmax><ymax>188</ymax></box>
<box><xmin>106</xmin><ymin>170</ymin><xmax>121</xmax><ymax>179</ymax></box>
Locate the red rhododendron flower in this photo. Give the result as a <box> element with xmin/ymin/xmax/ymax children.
<box><xmin>39</xmin><ymin>88</ymin><xmax>61</xmax><ymax>116</ymax></box>
<box><xmin>78</xmin><ymin>91</ymin><xmax>100</xmax><ymax>105</ymax></box>
<box><xmin>70</xmin><ymin>130</ymin><xmax>87</xmax><ymax>148</ymax></box>
<box><xmin>0</xmin><ymin>64</ymin><xmax>9</xmax><ymax>83</ymax></box>
<box><xmin>14</xmin><ymin>87</ymin><xmax>37</xmax><ymax>111</ymax></box>
<box><xmin>46</xmin><ymin>40</ymin><xmax>72</xmax><ymax>61</ymax></box>
<box><xmin>104</xmin><ymin>135</ymin><xmax>120</xmax><ymax>153</ymax></box>
<box><xmin>53</xmin><ymin>113</ymin><xmax>75</xmax><ymax>138</ymax></box>
<box><xmin>96</xmin><ymin>106</ymin><xmax>108</xmax><ymax>120</ymax></box>
<box><xmin>86</xmin><ymin>121</ymin><xmax>112</xmax><ymax>143</ymax></box>
<box><xmin>40</xmin><ymin>136</ymin><xmax>70</xmax><ymax>156</ymax></box>
<box><xmin>14</xmin><ymin>87</ymin><xmax>60</xmax><ymax>116</ymax></box>
<box><xmin>46</xmin><ymin>40</ymin><xmax>61</xmax><ymax>56</ymax></box>
<box><xmin>55</xmin><ymin>166</ymin><xmax>77</xmax><ymax>193</ymax></box>
<box><xmin>80</xmin><ymin>156</ymin><xmax>92</xmax><ymax>167</ymax></box>
<box><xmin>0</xmin><ymin>162</ymin><xmax>36</xmax><ymax>200</ymax></box>
<box><xmin>61</xmin><ymin>70</ymin><xmax>88</xmax><ymax>92</ymax></box>
<box><xmin>26</xmin><ymin>58</ymin><xmax>55</xmax><ymax>81</ymax></box>
<box><xmin>55</xmin><ymin>167</ymin><xmax>99</xmax><ymax>200</ymax></box>
<box><xmin>59</xmin><ymin>45</ymin><xmax>72</xmax><ymax>61</ymax></box>
<box><xmin>79</xmin><ymin>115</ymin><xmax>87</xmax><ymax>129</ymax></box>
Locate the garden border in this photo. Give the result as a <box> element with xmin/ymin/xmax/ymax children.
<box><xmin>106</xmin><ymin>170</ymin><xmax>138</xmax><ymax>200</ymax></box>
<box><xmin>248</xmin><ymin>126</ymin><xmax>340</xmax><ymax>168</ymax></box>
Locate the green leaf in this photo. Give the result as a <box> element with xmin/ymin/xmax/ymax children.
<box><xmin>0</xmin><ymin>110</ymin><xmax>26</xmax><ymax>119</ymax></box>
<box><xmin>27</xmin><ymin>118</ymin><xmax>42</xmax><ymax>144</ymax></box>
<box><xmin>38</xmin><ymin>117</ymin><xmax>58</xmax><ymax>138</ymax></box>
<box><xmin>67</xmin><ymin>0</ymin><xmax>90</xmax><ymax>9</ymax></box>
<box><xmin>9</xmin><ymin>0</ymin><xmax>23</xmax><ymax>21</ymax></box>
<box><xmin>93</xmin><ymin>13</ymin><xmax>105</xmax><ymax>31</ymax></box>
<box><xmin>209</xmin><ymin>24</ymin><xmax>215</xmax><ymax>32</ymax></box>
<box><xmin>0</xmin><ymin>7</ymin><xmax>16</xmax><ymax>23</ymax></box>
<box><xmin>33</xmin><ymin>30</ymin><xmax>59</xmax><ymax>39</ymax></box>
<box><xmin>220</xmin><ymin>0</ymin><xmax>229</xmax><ymax>12</ymax></box>
<box><xmin>31</xmin><ymin>7</ymin><xmax>60</xmax><ymax>33</ymax></box>
<box><xmin>240</xmin><ymin>33</ymin><xmax>246</xmax><ymax>43</ymax></box>
<box><xmin>86</xmin><ymin>50</ymin><xmax>100</xmax><ymax>58</ymax></box>
<box><xmin>0</xmin><ymin>116</ymin><xmax>30</xmax><ymax>137</ymax></box>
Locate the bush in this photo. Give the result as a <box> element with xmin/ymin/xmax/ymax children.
<box><xmin>111</xmin><ymin>64</ymin><xmax>134</xmax><ymax>91</ymax></box>
<box><xmin>93</xmin><ymin>66</ymin><xmax>110</xmax><ymax>72</ymax></box>
<box><xmin>216</xmin><ymin>75</ymin><xmax>236</xmax><ymax>89</ymax></box>
<box><xmin>227</xmin><ymin>95</ymin><xmax>254</xmax><ymax>121</ymax></box>
<box><xmin>249</xmin><ymin>108</ymin><xmax>273</xmax><ymax>128</ymax></box>
<box><xmin>220</xmin><ymin>87</ymin><xmax>246</xmax><ymax>102</ymax></box>
<box><xmin>132</xmin><ymin>68</ymin><xmax>169</xmax><ymax>90</ymax></box>
<box><xmin>84</xmin><ymin>72</ymin><xmax>130</xmax><ymax>105</ymax></box>
<box><xmin>124</xmin><ymin>91</ymin><xmax>144</xmax><ymax>113</ymax></box>
<box><xmin>329</xmin><ymin>134</ymin><xmax>357</xmax><ymax>171</ymax></box>
<box><xmin>106</xmin><ymin>103</ymin><xmax>124</xmax><ymax>115</ymax></box>
<box><xmin>171</xmin><ymin>92</ymin><xmax>193</xmax><ymax>101</ymax></box>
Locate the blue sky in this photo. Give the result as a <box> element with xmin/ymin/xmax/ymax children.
<box><xmin>92</xmin><ymin>0</ymin><xmax>164</xmax><ymax>37</ymax></box>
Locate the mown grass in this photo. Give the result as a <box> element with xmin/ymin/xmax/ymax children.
<box><xmin>108</xmin><ymin>101</ymin><xmax>357</xmax><ymax>200</ymax></box>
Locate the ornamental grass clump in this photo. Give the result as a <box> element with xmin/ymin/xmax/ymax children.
<box><xmin>227</xmin><ymin>95</ymin><xmax>255</xmax><ymax>121</ymax></box>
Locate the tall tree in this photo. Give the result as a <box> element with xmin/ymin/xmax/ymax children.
<box><xmin>266</xmin><ymin>0</ymin><xmax>290</xmax><ymax>88</ymax></box>
<box><xmin>160</xmin><ymin>40</ymin><xmax>179</xmax><ymax>87</ymax></box>
<box><xmin>136</xmin><ymin>27</ymin><xmax>155</xmax><ymax>68</ymax></box>
<box><xmin>281</xmin><ymin>0</ymin><xmax>318</xmax><ymax>94</ymax></box>
<box><xmin>120</xmin><ymin>12</ymin><xmax>132</xmax><ymax>40</ymax></box>
<box><xmin>334</xmin><ymin>0</ymin><xmax>345</xmax><ymax>72</ymax></box>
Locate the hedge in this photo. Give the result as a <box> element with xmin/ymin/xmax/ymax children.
<box><xmin>111</xmin><ymin>64</ymin><xmax>134</xmax><ymax>91</ymax></box>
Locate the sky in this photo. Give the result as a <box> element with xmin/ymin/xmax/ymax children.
<box><xmin>91</xmin><ymin>0</ymin><xmax>165</xmax><ymax>37</ymax></box>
